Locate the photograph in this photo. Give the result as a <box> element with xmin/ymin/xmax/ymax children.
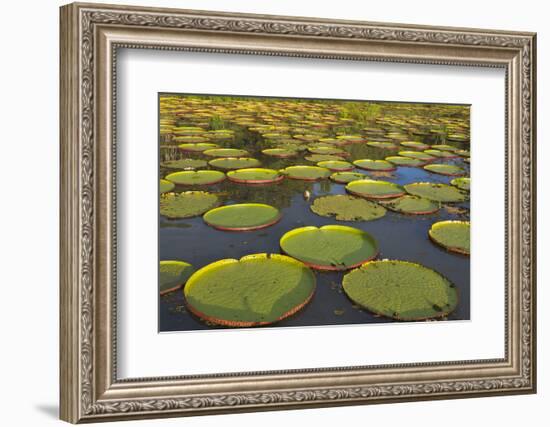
<box><xmin>158</xmin><ymin>94</ymin><xmax>471</xmax><ymax>331</ymax></box>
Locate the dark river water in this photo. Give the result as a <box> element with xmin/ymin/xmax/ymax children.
<box><xmin>159</xmin><ymin>133</ymin><xmax>470</xmax><ymax>332</ymax></box>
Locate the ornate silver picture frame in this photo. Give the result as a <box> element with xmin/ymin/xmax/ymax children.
<box><xmin>60</xmin><ymin>2</ymin><xmax>536</xmax><ymax>423</ymax></box>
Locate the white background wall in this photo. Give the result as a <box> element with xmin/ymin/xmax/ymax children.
<box><xmin>0</xmin><ymin>0</ymin><xmax>546</xmax><ymax>425</ymax></box>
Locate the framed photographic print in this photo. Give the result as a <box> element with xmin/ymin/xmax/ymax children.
<box><xmin>60</xmin><ymin>2</ymin><xmax>537</xmax><ymax>423</ymax></box>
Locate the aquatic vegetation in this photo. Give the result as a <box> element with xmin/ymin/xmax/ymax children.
<box><xmin>329</xmin><ymin>172</ymin><xmax>368</xmax><ymax>184</ymax></box>
<box><xmin>316</xmin><ymin>160</ymin><xmax>354</xmax><ymax>171</ymax></box>
<box><xmin>280</xmin><ymin>225</ymin><xmax>378</xmax><ymax>270</ymax></box>
<box><xmin>335</xmin><ymin>135</ymin><xmax>364</xmax><ymax>143</ymax></box>
<box><xmin>451</xmin><ymin>177</ymin><xmax>470</xmax><ymax>191</ymax></box>
<box><xmin>353</xmin><ymin>159</ymin><xmax>396</xmax><ymax>171</ymax></box>
<box><xmin>160</xmin><ymin>260</ymin><xmax>195</xmax><ymax>295</ymax></box>
<box><xmin>423</xmin><ymin>149</ymin><xmax>458</xmax><ymax>159</ymax></box>
<box><xmin>342</xmin><ymin>260</ymin><xmax>458</xmax><ymax>320</ymax></box>
<box><xmin>184</xmin><ymin>254</ymin><xmax>316</xmax><ymax>326</ymax></box>
<box><xmin>203</xmin><ymin>203</ymin><xmax>281</xmax><ymax>231</ymax></box>
<box><xmin>227</xmin><ymin>168</ymin><xmax>284</xmax><ymax>184</ymax></box>
<box><xmin>424</xmin><ymin>164</ymin><xmax>465</xmax><ymax>176</ymax></box>
<box><xmin>161</xmin><ymin>158</ymin><xmax>208</xmax><ymax>169</ymax></box>
<box><xmin>400</xmin><ymin>141</ymin><xmax>429</xmax><ymax>150</ymax></box>
<box><xmin>346</xmin><ymin>179</ymin><xmax>405</xmax><ymax>199</ymax></box>
<box><xmin>160</xmin><ymin>191</ymin><xmax>220</xmax><ymax>218</ymax></box>
<box><xmin>429</xmin><ymin>220</ymin><xmax>470</xmax><ymax>255</ymax></box>
<box><xmin>382</xmin><ymin>195</ymin><xmax>439</xmax><ymax>215</ymax></box>
<box><xmin>431</xmin><ymin>144</ymin><xmax>459</xmax><ymax>151</ymax></box>
<box><xmin>366</xmin><ymin>141</ymin><xmax>399</xmax><ymax>150</ymax></box>
<box><xmin>281</xmin><ymin>165</ymin><xmax>331</xmax><ymax>181</ymax></box>
<box><xmin>261</xmin><ymin>148</ymin><xmax>298</xmax><ymax>158</ymax></box>
<box><xmin>203</xmin><ymin>148</ymin><xmax>250</xmax><ymax>157</ymax></box>
<box><xmin>385</xmin><ymin>156</ymin><xmax>426</xmax><ymax>167</ymax></box>
<box><xmin>165</xmin><ymin>170</ymin><xmax>226</xmax><ymax>185</ymax></box>
<box><xmin>307</xmin><ymin>146</ymin><xmax>346</xmax><ymax>155</ymax></box>
<box><xmin>178</xmin><ymin>142</ymin><xmax>219</xmax><ymax>152</ymax></box>
<box><xmin>310</xmin><ymin>195</ymin><xmax>386</xmax><ymax>221</ymax></box>
<box><xmin>404</xmin><ymin>182</ymin><xmax>468</xmax><ymax>202</ymax></box>
<box><xmin>160</xmin><ymin>179</ymin><xmax>175</xmax><ymax>194</ymax></box>
<box><xmin>398</xmin><ymin>150</ymin><xmax>436</xmax><ymax>161</ymax></box>
<box><xmin>305</xmin><ymin>154</ymin><xmax>346</xmax><ymax>162</ymax></box>
<box><xmin>208</xmin><ymin>157</ymin><xmax>261</xmax><ymax>170</ymax></box>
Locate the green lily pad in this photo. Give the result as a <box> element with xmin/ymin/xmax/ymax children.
<box><xmin>160</xmin><ymin>260</ymin><xmax>195</xmax><ymax>295</ymax></box>
<box><xmin>203</xmin><ymin>203</ymin><xmax>281</xmax><ymax>231</ymax></box>
<box><xmin>305</xmin><ymin>154</ymin><xmax>345</xmax><ymax>162</ymax></box>
<box><xmin>184</xmin><ymin>254</ymin><xmax>316</xmax><ymax>326</ymax></box>
<box><xmin>404</xmin><ymin>182</ymin><xmax>468</xmax><ymax>202</ymax></box>
<box><xmin>161</xmin><ymin>158</ymin><xmax>208</xmax><ymax>169</ymax></box>
<box><xmin>307</xmin><ymin>146</ymin><xmax>346</xmax><ymax>155</ymax></box>
<box><xmin>385</xmin><ymin>156</ymin><xmax>426</xmax><ymax>167</ymax></box>
<box><xmin>165</xmin><ymin>170</ymin><xmax>226</xmax><ymax>185</ymax></box>
<box><xmin>227</xmin><ymin>168</ymin><xmax>284</xmax><ymax>184</ymax></box>
<box><xmin>281</xmin><ymin>165</ymin><xmax>331</xmax><ymax>181</ymax></box>
<box><xmin>208</xmin><ymin>157</ymin><xmax>261</xmax><ymax>170</ymax></box>
<box><xmin>178</xmin><ymin>142</ymin><xmax>219</xmax><ymax>152</ymax></box>
<box><xmin>173</xmin><ymin>136</ymin><xmax>208</xmax><ymax>144</ymax></box>
<box><xmin>330</xmin><ymin>172</ymin><xmax>368</xmax><ymax>184</ymax></box>
<box><xmin>424</xmin><ymin>164</ymin><xmax>465</xmax><ymax>176</ymax></box>
<box><xmin>366</xmin><ymin>142</ymin><xmax>399</xmax><ymax>150</ymax></box>
<box><xmin>160</xmin><ymin>191</ymin><xmax>220</xmax><ymax>218</ymax></box>
<box><xmin>447</xmin><ymin>134</ymin><xmax>469</xmax><ymax>142</ymax></box>
<box><xmin>423</xmin><ymin>149</ymin><xmax>458</xmax><ymax>158</ymax></box>
<box><xmin>261</xmin><ymin>148</ymin><xmax>298</xmax><ymax>158</ymax></box>
<box><xmin>353</xmin><ymin>159</ymin><xmax>396</xmax><ymax>171</ymax></box>
<box><xmin>431</xmin><ymin>144</ymin><xmax>459</xmax><ymax>151</ymax></box>
<box><xmin>280</xmin><ymin>225</ymin><xmax>378</xmax><ymax>270</ymax></box>
<box><xmin>336</xmin><ymin>135</ymin><xmax>364</xmax><ymax>143</ymax></box>
<box><xmin>429</xmin><ymin>220</ymin><xmax>470</xmax><ymax>255</ymax></box>
<box><xmin>203</xmin><ymin>148</ymin><xmax>250</xmax><ymax>157</ymax></box>
<box><xmin>455</xmin><ymin>149</ymin><xmax>470</xmax><ymax>157</ymax></box>
<box><xmin>346</xmin><ymin>179</ymin><xmax>405</xmax><ymax>199</ymax></box>
<box><xmin>400</xmin><ymin>141</ymin><xmax>430</xmax><ymax>150</ymax></box>
<box><xmin>381</xmin><ymin>195</ymin><xmax>439</xmax><ymax>215</ymax></box>
<box><xmin>310</xmin><ymin>195</ymin><xmax>386</xmax><ymax>221</ymax></box>
<box><xmin>451</xmin><ymin>177</ymin><xmax>471</xmax><ymax>191</ymax></box>
<box><xmin>398</xmin><ymin>151</ymin><xmax>436</xmax><ymax>161</ymax></box>
<box><xmin>160</xmin><ymin>179</ymin><xmax>175</xmax><ymax>194</ymax></box>
<box><xmin>342</xmin><ymin>260</ymin><xmax>458</xmax><ymax>320</ymax></box>
<box><xmin>317</xmin><ymin>160</ymin><xmax>354</xmax><ymax>171</ymax></box>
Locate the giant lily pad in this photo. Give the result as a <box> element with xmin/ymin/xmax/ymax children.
<box><xmin>305</xmin><ymin>154</ymin><xmax>345</xmax><ymax>162</ymax></box>
<box><xmin>165</xmin><ymin>170</ymin><xmax>226</xmax><ymax>185</ymax></box>
<box><xmin>203</xmin><ymin>148</ymin><xmax>250</xmax><ymax>157</ymax></box>
<box><xmin>398</xmin><ymin>151</ymin><xmax>436</xmax><ymax>161</ymax></box>
<box><xmin>178</xmin><ymin>142</ymin><xmax>219</xmax><ymax>152</ymax></box>
<box><xmin>203</xmin><ymin>203</ymin><xmax>281</xmax><ymax>231</ymax></box>
<box><xmin>424</xmin><ymin>163</ymin><xmax>465</xmax><ymax>176</ymax></box>
<box><xmin>317</xmin><ymin>160</ymin><xmax>354</xmax><ymax>171</ymax></box>
<box><xmin>307</xmin><ymin>146</ymin><xmax>346</xmax><ymax>155</ymax></box>
<box><xmin>281</xmin><ymin>165</ymin><xmax>331</xmax><ymax>181</ymax></box>
<box><xmin>451</xmin><ymin>177</ymin><xmax>470</xmax><ymax>191</ymax></box>
<box><xmin>184</xmin><ymin>254</ymin><xmax>316</xmax><ymax>326</ymax></box>
<box><xmin>227</xmin><ymin>168</ymin><xmax>284</xmax><ymax>184</ymax></box>
<box><xmin>429</xmin><ymin>220</ymin><xmax>470</xmax><ymax>255</ymax></box>
<box><xmin>160</xmin><ymin>179</ymin><xmax>175</xmax><ymax>194</ymax></box>
<box><xmin>209</xmin><ymin>157</ymin><xmax>261</xmax><ymax>170</ymax></box>
<box><xmin>342</xmin><ymin>260</ymin><xmax>458</xmax><ymax>320</ymax></box>
<box><xmin>346</xmin><ymin>179</ymin><xmax>405</xmax><ymax>199</ymax></box>
<box><xmin>423</xmin><ymin>149</ymin><xmax>458</xmax><ymax>159</ymax></box>
<box><xmin>431</xmin><ymin>144</ymin><xmax>459</xmax><ymax>152</ymax></box>
<box><xmin>261</xmin><ymin>148</ymin><xmax>298</xmax><ymax>158</ymax></box>
<box><xmin>160</xmin><ymin>260</ymin><xmax>195</xmax><ymax>295</ymax></box>
<box><xmin>400</xmin><ymin>141</ymin><xmax>429</xmax><ymax>150</ymax></box>
<box><xmin>330</xmin><ymin>172</ymin><xmax>368</xmax><ymax>184</ymax></box>
<box><xmin>353</xmin><ymin>159</ymin><xmax>396</xmax><ymax>172</ymax></box>
<box><xmin>404</xmin><ymin>182</ymin><xmax>468</xmax><ymax>202</ymax></box>
<box><xmin>161</xmin><ymin>158</ymin><xmax>207</xmax><ymax>169</ymax></box>
<box><xmin>160</xmin><ymin>191</ymin><xmax>220</xmax><ymax>218</ymax></box>
<box><xmin>366</xmin><ymin>142</ymin><xmax>399</xmax><ymax>150</ymax></box>
<box><xmin>382</xmin><ymin>195</ymin><xmax>439</xmax><ymax>215</ymax></box>
<box><xmin>385</xmin><ymin>156</ymin><xmax>426</xmax><ymax>167</ymax></box>
<box><xmin>280</xmin><ymin>225</ymin><xmax>378</xmax><ymax>270</ymax></box>
<box><xmin>310</xmin><ymin>195</ymin><xmax>386</xmax><ymax>221</ymax></box>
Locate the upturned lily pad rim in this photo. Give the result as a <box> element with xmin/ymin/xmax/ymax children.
<box><xmin>160</xmin><ymin>179</ymin><xmax>175</xmax><ymax>194</ymax></box>
<box><xmin>353</xmin><ymin>159</ymin><xmax>396</xmax><ymax>172</ymax></box>
<box><xmin>226</xmin><ymin>168</ymin><xmax>284</xmax><ymax>184</ymax></box>
<box><xmin>428</xmin><ymin>220</ymin><xmax>471</xmax><ymax>256</ymax></box>
<box><xmin>280</xmin><ymin>225</ymin><xmax>379</xmax><ymax>271</ymax></box>
<box><xmin>346</xmin><ymin>179</ymin><xmax>406</xmax><ymax>199</ymax></box>
<box><xmin>424</xmin><ymin>163</ymin><xmax>466</xmax><ymax>176</ymax></box>
<box><xmin>160</xmin><ymin>260</ymin><xmax>195</xmax><ymax>295</ymax></box>
<box><xmin>184</xmin><ymin>253</ymin><xmax>316</xmax><ymax>327</ymax></box>
<box><xmin>203</xmin><ymin>203</ymin><xmax>282</xmax><ymax>231</ymax></box>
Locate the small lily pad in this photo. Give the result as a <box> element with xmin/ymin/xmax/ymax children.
<box><xmin>404</xmin><ymin>182</ymin><xmax>468</xmax><ymax>202</ymax></box>
<box><xmin>161</xmin><ymin>158</ymin><xmax>208</xmax><ymax>169</ymax></box>
<box><xmin>160</xmin><ymin>179</ymin><xmax>175</xmax><ymax>194</ymax></box>
<box><xmin>353</xmin><ymin>159</ymin><xmax>396</xmax><ymax>172</ymax></box>
<box><xmin>160</xmin><ymin>191</ymin><xmax>220</xmax><ymax>218</ymax></box>
<box><xmin>346</xmin><ymin>179</ymin><xmax>405</xmax><ymax>199</ymax></box>
<box><xmin>382</xmin><ymin>195</ymin><xmax>439</xmax><ymax>215</ymax></box>
<box><xmin>160</xmin><ymin>260</ymin><xmax>195</xmax><ymax>295</ymax></box>
<box><xmin>330</xmin><ymin>172</ymin><xmax>368</xmax><ymax>184</ymax></box>
<box><xmin>342</xmin><ymin>260</ymin><xmax>458</xmax><ymax>320</ymax></box>
<box><xmin>165</xmin><ymin>170</ymin><xmax>226</xmax><ymax>185</ymax></box>
<box><xmin>261</xmin><ymin>148</ymin><xmax>298</xmax><ymax>158</ymax></box>
<box><xmin>310</xmin><ymin>195</ymin><xmax>386</xmax><ymax>221</ymax></box>
<box><xmin>184</xmin><ymin>254</ymin><xmax>316</xmax><ymax>326</ymax></box>
<box><xmin>366</xmin><ymin>142</ymin><xmax>399</xmax><ymax>150</ymax></box>
<box><xmin>280</xmin><ymin>225</ymin><xmax>378</xmax><ymax>270</ymax></box>
<box><xmin>227</xmin><ymin>168</ymin><xmax>284</xmax><ymax>184</ymax></box>
<box><xmin>451</xmin><ymin>177</ymin><xmax>471</xmax><ymax>191</ymax></box>
<box><xmin>203</xmin><ymin>203</ymin><xmax>281</xmax><ymax>231</ymax></box>
<box><xmin>317</xmin><ymin>160</ymin><xmax>354</xmax><ymax>171</ymax></box>
<box><xmin>398</xmin><ymin>151</ymin><xmax>436</xmax><ymax>161</ymax></box>
<box><xmin>385</xmin><ymin>156</ymin><xmax>426</xmax><ymax>167</ymax></box>
<box><xmin>281</xmin><ymin>165</ymin><xmax>331</xmax><ymax>181</ymax></box>
<box><xmin>208</xmin><ymin>157</ymin><xmax>261</xmax><ymax>170</ymax></box>
<box><xmin>429</xmin><ymin>220</ymin><xmax>470</xmax><ymax>255</ymax></box>
<box><xmin>203</xmin><ymin>148</ymin><xmax>250</xmax><ymax>157</ymax></box>
<box><xmin>424</xmin><ymin>164</ymin><xmax>466</xmax><ymax>176</ymax></box>
<box><xmin>400</xmin><ymin>141</ymin><xmax>430</xmax><ymax>150</ymax></box>
<box><xmin>423</xmin><ymin>149</ymin><xmax>458</xmax><ymax>159</ymax></box>
<box><xmin>305</xmin><ymin>154</ymin><xmax>345</xmax><ymax>162</ymax></box>
<box><xmin>178</xmin><ymin>142</ymin><xmax>219</xmax><ymax>152</ymax></box>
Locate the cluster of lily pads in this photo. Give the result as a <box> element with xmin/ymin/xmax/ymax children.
<box><xmin>159</xmin><ymin>95</ymin><xmax>471</xmax><ymax>327</ymax></box>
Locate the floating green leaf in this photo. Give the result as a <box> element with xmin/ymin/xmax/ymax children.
<box><xmin>280</xmin><ymin>225</ymin><xmax>378</xmax><ymax>270</ymax></box>
<box><xmin>385</xmin><ymin>156</ymin><xmax>426</xmax><ymax>167</ymax></box>
<box><xmin>424</xmin><ymin>164</ymin><xmax>466</xmax><ymax>176</ymax></box>
<box><xmin>184</xmin><ymin>254</ymin><xmax>316</xmax><ymax>326</ymax></box>
<box><xmin>160</xmin><ymin>179</ymin><xmax>175</xmax><ymax>194</ymax></box>
<box><xmin>423</xmin><ymin>149</ymin><xmax>457</xmax><ymax>158</ymax></box>
<box><xmin>404</xmin><ymin>182</ymin><xmax>468</xmax><ymax>202</ymax></box>
<box><xmin>305</xmin><ymin>154</ymin><xmax>345</xmax><ymax>162</ymax></box>
<box><xmin>227</xmin><ymin>168</ymin><xmax>283</xmax><ymax>184</ymax></box>
<box><xmin>400</xmin><ymin>141</ymin><xmax>429</xmax><ymax>150</ymax></box>
<box><xmin>342</xmin><ymin>260</ymin><xmax>458</xmax><ymax>320</ymax></box>
<box><xmin>431</xmin><ymin>144</ymin><xmax>459</xmax><ymax>151</ymax></box>
<box><xmin>317</xmin><ymin>160</ymin><xmax>354</xmax><ymax>171</ymax></box>
<box><xmin>381</xmin><ymin>195</ymin><xmax>439</xmax><ymax>215</ymax></box>
<box><xmin>208</xmin><ymin>157</ymin><xmax>261</xmax><ymax>170</ymax></box>
<box><xmin>346</xmin><ymin>179</ymin><xmax>405</xmax><ymax>199</ymax></box>
<box><xmin>451</xmin><ymin>177</ymin><xmax>470</xmax><ymax>191</ymax></box>
<box><xmin>310</xmin><ymin>195</ymin><xmax>386</xmax><ymax>221</ymax></box>
<box><xmin>307</xmin><ymin>146</ymin><xmax>346</xmax><ymax>155</ymax></box>
<box><xmin>165</xmin><ymin>170</ymin><xmax>226</xmax><ymax>185</ymax></box>
<box><xmin>281</xmin><ymin>165</ymin><xmax>331</xmax><ymax>181</ymax></box>
<box><xmin>330</xmin><ymin>172</ymin><xmax>368</xmax><ymax>184</ymax></box>
<box><xmin>203</xmin><ymin>148</ymin><xmax>250</xmax><ymax>157</ymax></box>
<box><xmin>429</xmin><ymin>220</ymin><xmax>470</xmax><ymax>255</ymax></box>
<box><xmin>178</xmin><ymin>142</ymin><xmax>219</xmax><ymax>152</ymax></box>
<box><xmin>353</xmin><ymin>159</ymin><xmax>396</xmax><ymax>171</ymax></box>
<box><xmin>161</xmin><ymin>158</ymin><xmax>208</xmax><ymax>169</ymax></box>
<box><xmin>203</xmin><ymin>203</ymin><xmax>281</xmax><ymax>231</ymax></box>
<box><xmin>366</xmin><ymin>142</ymin><xmax>398</xmax><ymax>150</ymax></box>
<box><xmin>261</xmin><ymin>148</ymin><xmax>298</xmax><ymax>158</ymax></box>
<box><xmin>398</xmin><ymin>151</ymin><xmax>436</xmax><ymax>161</ymax></box>
<box><xmin>160</xmin><ymin>191</ymin><xmax>220</xmax><ymax>218</ymax></box>
<box><xmin>160</xmin><ymin>260</ymin><xmax>195</xmax><ymax>295</ymax></box>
